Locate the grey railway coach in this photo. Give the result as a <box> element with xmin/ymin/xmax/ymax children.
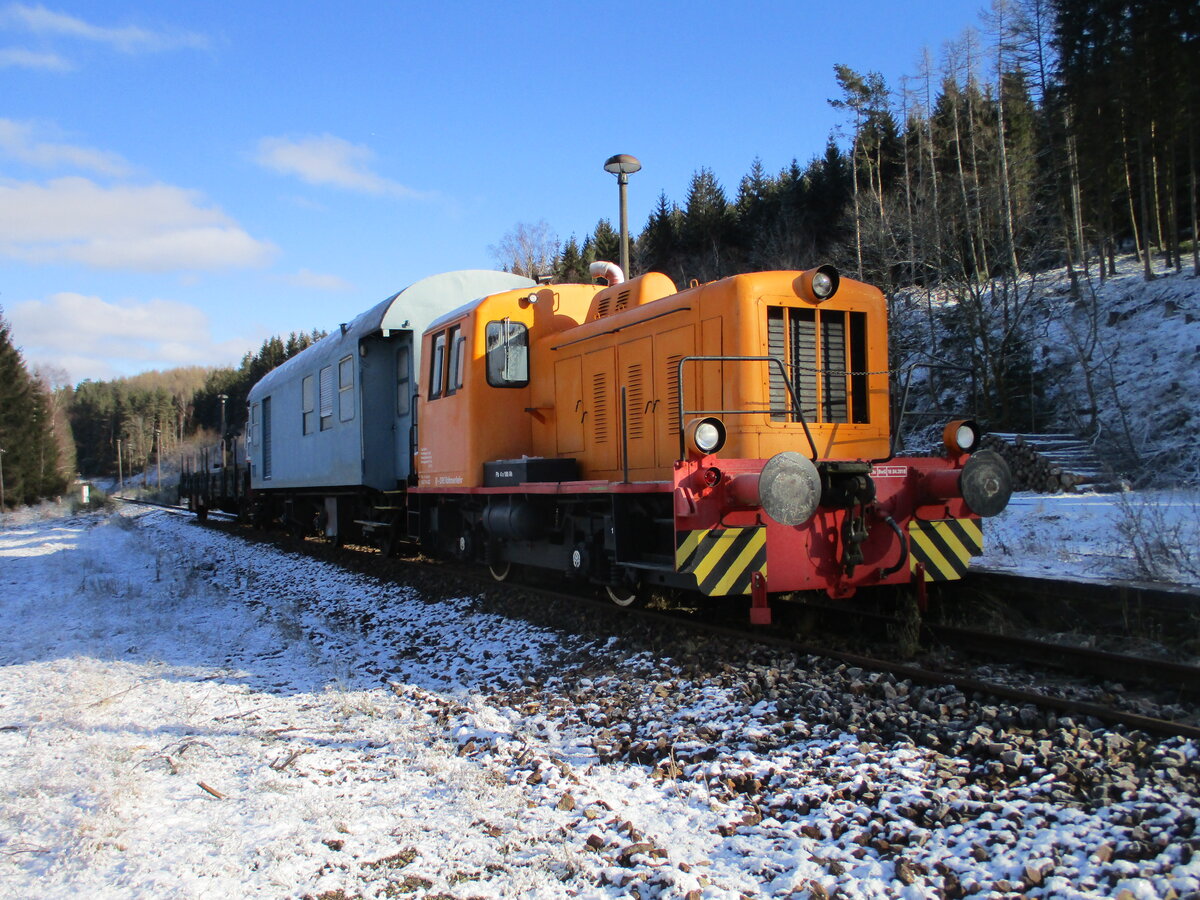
<box><xmin>244</xmin><ymin>269</ymin><xmax>534</xmax><ymax>540</ymax></box>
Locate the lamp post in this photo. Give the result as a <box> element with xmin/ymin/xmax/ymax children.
<box><xmin>218</xmin><ymin>393</ymin><xmax>228</xmax><ymax>468</ymax></box>
<box><xmin>603</xmin><ymin>153</ymin><xmax>641</xmax><ymax>278</ymax></box>
<box><xmin>155</xmin><ymin>428</ymin><xmax>162</xmax><ymax>490</ymax></box>
<box><xmin>0</xmin><ymin>448</ymin><xmax>6</xmax><ymax>515</ymax></box>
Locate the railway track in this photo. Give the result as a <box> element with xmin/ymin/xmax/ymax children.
<box><xmin>122</xmin><ymin>497</ymin><xmax>1200</xmax><ymax>740</ymax></box>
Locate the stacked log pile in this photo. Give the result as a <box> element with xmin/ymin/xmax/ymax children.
<box><xmin>979</xmin><ymin>432</ymin><xmax>1117</xmax><ymax>493</ymax></box>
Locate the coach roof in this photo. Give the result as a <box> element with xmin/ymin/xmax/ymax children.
<box><xmin>249</xmin><ymin>270</ymin><xmax>535</xmax><ymax>401</ymax></box>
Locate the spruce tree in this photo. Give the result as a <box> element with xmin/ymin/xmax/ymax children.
<box><xmin>681</xmin><ymin>168</ymin><xmax>732</xmax><ymax>283</ymax></box>
<box><xmin>0</xmin><ymin>308</ymin><xmax>65</xmax><ymax>506</ymax></box>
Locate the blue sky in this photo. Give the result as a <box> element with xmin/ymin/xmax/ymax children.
<box><xmin>2</xmin><ymin>1</ymin><xmax>988</xmax><ymax>384</ymax></box>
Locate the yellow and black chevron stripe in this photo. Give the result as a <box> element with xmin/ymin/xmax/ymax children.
<box><xmin>908</xmin><ymin>518</ymin><xmax>984</xmax><ymax>581</ymax></box>
<box><xmin>675</xmin><ymin>527</ymin><xmax>766</xmax><ymax>596</ymax></box>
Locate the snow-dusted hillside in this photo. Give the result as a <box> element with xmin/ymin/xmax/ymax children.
<box><xmin>893</xmin><ymin>256</ymin><xmax>1200</xmax><ymax>486</ymax></box>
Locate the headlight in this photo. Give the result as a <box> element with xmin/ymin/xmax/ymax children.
<box><xmin>695</xmin><ymin>421</ymin><xmax>721</xmax><ymax>452</ymax></box>
<box><xmin>812</xmin><ymin>271</ymin><xmax>834</xmax><ymax>298</ymax></box>
<box><xmin>684</xmin><ymin>417</ymin><xmax>727</xmax><ymax>457</ymax></box>
<box><xmin>799</xmin><ymin>265</ymin><xmax>840</xmax><ymax>302</ymax></box>
<box><xmin>943</xmin><ymin>419</ymin><xmax>980</xmax><ymax>455</ymax></box>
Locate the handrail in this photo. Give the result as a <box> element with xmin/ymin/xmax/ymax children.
<box><xmin>887</xmin><ymin>361</ymin><xmax>979</xmax><ymax>461</ymax></box>
<box><xmin>675</xmin><ymin>356</ymin><xmax>819</xmax><ymax>461</ymax></box>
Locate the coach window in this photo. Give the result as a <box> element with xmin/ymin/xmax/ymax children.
<box><xmin>250</xmin><ymin>402</ymin><xmax>260</xmax><ymax>445</ymax></box>
<box><xmin>302</xmin><ymin>374</ymin><xmax>316</xmax><ymax>435</ymax></box>
<box><xmin>338</xmin><ymin>355</ymin><xmax>354</xmax><ymax>422</ymax></box>
<box><xmin>446</xmin><ymin>325</ymin><xmax>465</xmax><ymax>395</ymax></box>
<box><xmin>485</xmin><ymin>319</ymin><xmax>529</xmax><ymax>388</ymax></box>
<box><xmin>429</xmin><ymin>332</ymin><xmax>446</xmax><ymax>400</ymax></box>
<box><xmin>319</xmin><ymin>365</ymin><xmax>334</xmax><ymax>430</ymax></box>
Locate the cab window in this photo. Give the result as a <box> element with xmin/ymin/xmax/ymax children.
<box><xmin>428</xmin><ymin>332</ymin><xmax>446</xmax><ymax>400</ymax></box>
<box><xmin>446</xmin><ymin>325</ymin><xmax>465</xmax><ymax>395</ymax></box>
<box><xmin>485</xmin><ymin>320</ymin><xmax>528</xmax><ymax>387</ymax></box>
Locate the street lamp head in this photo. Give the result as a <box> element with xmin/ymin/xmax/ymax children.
<box><xmin>603</xmin><ymin>154</ymin><xmax>641</xmax><ymax>176</ymax></box>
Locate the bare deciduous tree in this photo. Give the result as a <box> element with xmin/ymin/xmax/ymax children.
<box><xmin>489</xmin><ymin>220</ymin><xmax>559</xmax><ymax>279</ymax></box>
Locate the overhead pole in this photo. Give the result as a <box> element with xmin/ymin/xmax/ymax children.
<box><xmin>603</xmin><ymin>154</ymin><xmax>642</xmax><ymax>278</ymax></box>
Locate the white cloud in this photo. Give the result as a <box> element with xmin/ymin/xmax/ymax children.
<box><xmin>8</xmin><ymin>292</ymin><xmax>256</xmax><ymax>383</ymax></box>
<box><xmin>255</xmin><ymin>134</ymin><xmax>424</xmax><ymax>198</ymax></box>
<box><xmin>0</xmin><ymin>119</ymin><xmax>131</xmax><ymax>175</ymax></box>
<box><xmin>0</xmin><ymin>176</ymin><xmax>277</xmax><ymax>271</ymax></box>
<box><xmin>2</xmin><ymin>3</ymin><xmax>208</xmax><ymax>54</ymax></box>
<box><xmin>0</xmin><ymin>45</ymin><xmax>69</xmax><ymax>69</ymax></box>
<box><xmin>279</xmin><ymin>268</ymin><xmax>354</xmax><ymax>292</ymax></box>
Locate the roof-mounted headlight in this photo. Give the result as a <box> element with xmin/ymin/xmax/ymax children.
<box><xmin>799</xmin><ymin>265</ymin><xmax>840</xmax><ymax>302</ymax></box>
<box><xmin>684</xmin><ymin>417</ymin><xmax>726</xmax><ymax>458</ymax></box>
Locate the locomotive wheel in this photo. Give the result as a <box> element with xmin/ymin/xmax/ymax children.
<box><xmin>488</xmin><ymin>561</ymin><xmax>512</xmax><ymax>582</ymax></box>
<box><xmin>605</xmin><ymin>584</ymin><xmax>644</xmax><ymax>608</ymax></box>
<box><xmin>379</xmin><ymin>529</ymin><xmax>396</xmax><ymax>558</ymax></box>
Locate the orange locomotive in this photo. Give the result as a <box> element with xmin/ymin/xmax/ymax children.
<box><xmin>411</xmin><ymin>262</ymin><xmax>1012</xmax><ymax>621</ymax></box>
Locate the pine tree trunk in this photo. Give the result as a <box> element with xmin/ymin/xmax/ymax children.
<box><xmin>1191</xmin><ymin>119</ymin><xmax>1199</xmax><ymax>277</ymax></box>
<box><xmin>951</xmin><ymin>98</ymin><xmax>982</xmax><ymax>279</ymax></box>
<box><xmin>1166</xmin><ymin>154</ymin><xmax>1180</xmax><ymax>271</ymax></box>
<box><xmin>1138</xmin><ymin>133</ymin><xmax>1156</xmax><ymax>282</ymax></box>
<box><xmin>1150</xmin><ymin>121</ymin><xmax>1166</xmax><ymax>264</ymax></box>
<box><xmin>964</xmin><ymin>84</ymin><xmax>992</xmax><ymax>278</ymax></box>
<box><xmin>851</xmin><ymin>133</ymin><xmax>863</xmax><ymax>280</ymax></box>
<box><xmin>996</xmin><ymin>77</ymin><xmax>1020</xmax><ymax>275</ymax></box>
<box><xmin>1067</xmin><ymin>130</ymin><xmax>1088</xmax><ymax>279</ymax></box>
<box><xmin>1120</xmin><ymin>114</ymin><xmax>1143</xmax><ymax>263</ymax></box>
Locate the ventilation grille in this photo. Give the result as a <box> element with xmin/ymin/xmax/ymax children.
<box><xmin>592</xmin><ymin>288</ymin><xmax>633</xmax><ymax>320</ymax></box>
<box><xmin>590</xmin><ymin>371</ymin><xmax>609</xmax><ymax>444</ymax></box>
<box><xmin>625</xmin><ymin>362</ymin><xmax>645</xmax><ymax>439</ymax></box>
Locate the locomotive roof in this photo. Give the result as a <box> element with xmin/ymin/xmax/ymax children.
<box><xmin>249</xmin><ymin>269</ymin><xmax>535</xmax><ymax>401</ymax></box>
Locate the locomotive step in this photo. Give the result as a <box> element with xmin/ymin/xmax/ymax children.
<box><xmin>619</xmin><ymin>559</ymin><xmax>677</xmax><ymax>573</ymax></box>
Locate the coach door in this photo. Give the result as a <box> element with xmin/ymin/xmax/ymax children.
<box><xmin>262</xmin><ymin>396</ymin><xmax>272</xmax><ymax>480</ymax></box>
<box><xmin>396</xmin><ymin>341</ymin><xmax>414</xmax><ymax>481</ymax></box>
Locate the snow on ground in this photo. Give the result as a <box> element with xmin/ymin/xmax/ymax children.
<box><xmin>1</xmin><ymin>504</ymin><xmax>1199</xmax><ymax>899</ymax></box>
<box><xmin>980</xmin><ymin>489</ymin><xmax>1200</xmax><ymax>589</ymax></box>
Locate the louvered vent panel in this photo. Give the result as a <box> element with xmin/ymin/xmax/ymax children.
<box><xmin>594</xmin><ymin>297</ymin><xmax>611</xmax><ymax>319</ymax></box>
<box><xmin>790</xmin><ymin>310</ymin><xmax>818</xmax><ymax>421</ymax></box>
<box><xmin>821</xmin><ymin>312</ymin><xmax>848</xmax><ymax>423</ymax></box>
<box><xmin>625</xmin><ymin>363</ymin><xmax>645</xmax><ymax>439</ymax></box>
<box><xmin>614</xmin><ymin>289</ymin><xmax>631</xmax><ymax>311</ymax></box>
<box><xmin>767</xmin><ymin>307</ymin><xmax>787</xmax><ymax>420</ymax></box>
<box><xmin>591</xmin><ymin>371</ymin><xmax>609</xmax><ymax>444</ymax></box>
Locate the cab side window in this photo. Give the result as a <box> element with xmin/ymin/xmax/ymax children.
<box><xmin>446</xmin><ymin>325</ymin><xmax>465</xmax><ymax>396</ymax></box>
<box><xmin>485</xmin><ymin>320</ymin><xmax>528</xmax><ymax>387</ymax></box>
<box><xmin>428</xmin><ymin>332</ymin><xmax>446</xmax><ymax>400</ymax></box>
